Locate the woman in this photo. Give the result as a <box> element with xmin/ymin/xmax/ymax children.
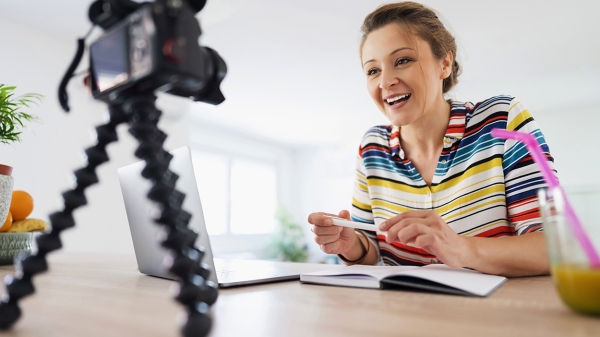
<box><xmin>308</xmin><ymin>2</ymin><xmax>555</xmax><ymax>277</ymax></box>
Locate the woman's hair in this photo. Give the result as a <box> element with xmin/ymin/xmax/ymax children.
<box><xmin>360</xmin><ymin>2</ymin><xmax>460</xmax><ymax>93</ymax></box>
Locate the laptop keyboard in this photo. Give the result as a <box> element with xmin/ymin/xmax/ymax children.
<box><xmin>216</xmin><ymin>268</ymin><xmax>296</xmax><ymax>283</ymax></box>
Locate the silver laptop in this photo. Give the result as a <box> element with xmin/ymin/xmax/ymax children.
<box><xmin>118</xmin><ymin>146</ymin><xmax>307</xmax><ymax>287</ymax></box>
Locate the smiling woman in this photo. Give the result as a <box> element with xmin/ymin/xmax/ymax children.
<box><xmin>361</xmin><ymin>24</ymin><xmax>452</xmax><ymax>137</ymax></box>
<box><xmin>307</xmin><ymin>1</ymin><xmax>558</xmax><ymax>277</ymax></box>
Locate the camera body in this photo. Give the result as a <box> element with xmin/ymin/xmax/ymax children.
<box><xmin>89</xmin><ymin>0</ymin><xmax>226</xmax><ymax>104</ymax></box>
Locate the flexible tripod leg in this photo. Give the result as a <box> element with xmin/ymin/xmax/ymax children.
<box><xmin>122</xmin><ymin>94</ymin><xmax>217</xmax><ymax>337</ymax></box>
<box><xmin>0</xmin><ymin>105</ymin><xmax>129</xmax><ymax>329</ymax></box>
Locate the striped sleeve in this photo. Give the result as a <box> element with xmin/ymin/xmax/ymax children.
<box><xmin>502</xmin><ymin>98</ymin><xmax>557</xmax><ymax>235</ymax></box>
<box><xmin>351</xmin><ymin>148</ymin><xmax>382</xmax><ymax>264</ymax></box>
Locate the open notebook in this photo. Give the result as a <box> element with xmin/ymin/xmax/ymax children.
<box><xmin>300</xmin><ymin>264</ymin><xmax>507</xmax><ymax>297</ymax></box>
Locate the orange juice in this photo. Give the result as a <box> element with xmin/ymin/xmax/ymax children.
<box><xmin>551</xmin><ymin>264</ymin><xmax>600</xmax><ymax>315</ymax></box>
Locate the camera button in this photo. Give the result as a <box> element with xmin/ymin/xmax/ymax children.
<box><xmin>163</xmin><ymin>38</ymin><xmax>185</xmax><ymax>63</ymax></box>
<box><xmin>133</xmin><ymin>39</ymin><xmax>148</xmax><ymax>61</ymax></box>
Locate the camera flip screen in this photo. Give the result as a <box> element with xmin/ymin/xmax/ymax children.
<box><xmin>90</xmin><ymin>24</ymin><xmax>129</xmax><ymax>92</ymax></box>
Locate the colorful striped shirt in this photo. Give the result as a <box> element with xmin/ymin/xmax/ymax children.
<box><xmin>351</xmin><ymin>95</ymin><xmax>557</xmax><ymax>266</ymax></box>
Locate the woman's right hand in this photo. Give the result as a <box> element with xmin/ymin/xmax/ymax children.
<box><xmin>307</xmin><ymin>210</ymin><xmax>357</xmax><ymax>256</ymax></box>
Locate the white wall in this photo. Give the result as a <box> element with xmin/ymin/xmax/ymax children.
<box><xmin>535</xmin><ymin>102</ymin><xmax>600</xmax><ymax>189</ymax></box>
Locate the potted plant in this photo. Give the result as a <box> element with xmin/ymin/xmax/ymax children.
<box><xmin>0</xmin><ymin>84</ymin><xmax>43</xmax><ymax>226</ymax></box>
<box><xmin>266</xmin><ymin>205</ymin><xmax>309</xmax><ymax>262</ymax></box>
<box><xmin>0</xmin><ymin>84</ymin><xmax>43</xmax><ymax>145</ymax></box>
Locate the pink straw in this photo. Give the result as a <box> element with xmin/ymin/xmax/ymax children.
<box><xmin>491</xmin><ymin>129</ymin><xmax>600</xmax><ymax>267</ymax></box>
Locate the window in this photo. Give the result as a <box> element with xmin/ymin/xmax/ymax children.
<box><xmin>191</xmin><ymin>150</ymin><xmax>278</xmax><ymax>236</ymax></box>
<box><xmin>191</xmin><ymin>152</ymin><xmax>229</xmax><ymax>235</ymax></box>
<box><xmin>230</xmin><ymin>159</ymin><xmax>277</xmax><ymax>234</ymax></box>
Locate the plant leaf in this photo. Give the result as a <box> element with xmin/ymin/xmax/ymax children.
<box><xmin>0</xmin><ymin>84</ymin><xmax>44</xmax><ymax>145</ymax></box>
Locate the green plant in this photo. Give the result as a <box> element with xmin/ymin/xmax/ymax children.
<box><xmin>266</xmin><ymin>205</ymin><xmax>308</xmax><ymax>262</ymax></box>
<box><xmin>0</xmin><ymin>84</ymin><xmax>43</xmax><ymax>145</ymax></box>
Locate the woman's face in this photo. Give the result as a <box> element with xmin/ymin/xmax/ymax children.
<box><xmin>361</xmin><ymin>23</ymin><xmax>451</xmax><ymax>127</ymax></box>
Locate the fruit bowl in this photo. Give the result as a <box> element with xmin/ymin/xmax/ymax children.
<box><xmin>0</xmin><ymin>232</ymin><xmax>33</xmax><ymax>265</ymax></box>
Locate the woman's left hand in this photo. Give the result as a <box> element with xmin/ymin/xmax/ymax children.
<box><xmin>378</xmin><ymin>210</ymin><xmax>471</xmax><ymax>268</ymax></box>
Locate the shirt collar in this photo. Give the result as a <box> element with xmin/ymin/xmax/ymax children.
<box><xmin>390</xmin><ymin>101</ymin><xmax>468</xmax><ymax>160</ymax></box>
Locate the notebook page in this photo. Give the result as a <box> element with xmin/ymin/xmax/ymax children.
<box><xmin>395</xmin><ymin>264</ymin><xmax>507</xmax><ymax>296</ymax></box>
<box><xmin>301</xmin><ymin>265</ymin><xmax>418</xmax><ymax>281</ymax></box>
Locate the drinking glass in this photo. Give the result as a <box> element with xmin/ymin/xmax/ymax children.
<box><xmin>538</xmin><ymin>187</ymin><xmax>600</xmax><ymax>315</ymax></box>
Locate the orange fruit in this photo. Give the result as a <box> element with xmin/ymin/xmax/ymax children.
<box><xmin>0</xmin><ymin>211</ymin><xmax>12</xmax><ymax>232</ymax></box>
<box><xmin>10</xmin><ymin>190</ymin><xmax>34</xmax><ymax>221</ymax></box>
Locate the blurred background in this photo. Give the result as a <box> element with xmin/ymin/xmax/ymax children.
<box><xmin>0</xmin><ymin>0</ymin><xmax>599</xmax><ymax>263</ymax></box>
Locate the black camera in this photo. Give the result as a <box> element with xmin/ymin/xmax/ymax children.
<box><xmin>87</xmin><ymin>0</ymin><xmax>226</xmax><ymax>104</ymax></box>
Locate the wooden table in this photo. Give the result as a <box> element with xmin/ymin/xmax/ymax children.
<box><xmin>0</xmin><ymin>252</ymin><xmax>598</xmax><ymax>337</ymax></box>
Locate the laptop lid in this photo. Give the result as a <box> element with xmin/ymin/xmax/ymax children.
<box><xmin>118</xmin><ymin>146</ymin><xmax>311</xmax><ymax>287</ymax></box>
<box><xmin>117</xmin><ymin>146</ymin><xmax>219</xmax><ymax>286</ymax></box>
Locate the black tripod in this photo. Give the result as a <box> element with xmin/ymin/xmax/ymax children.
<box><xmin>0</xmin><ymin>92</ymin><xmax>218</xmax><ymax>336</ymax></box>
